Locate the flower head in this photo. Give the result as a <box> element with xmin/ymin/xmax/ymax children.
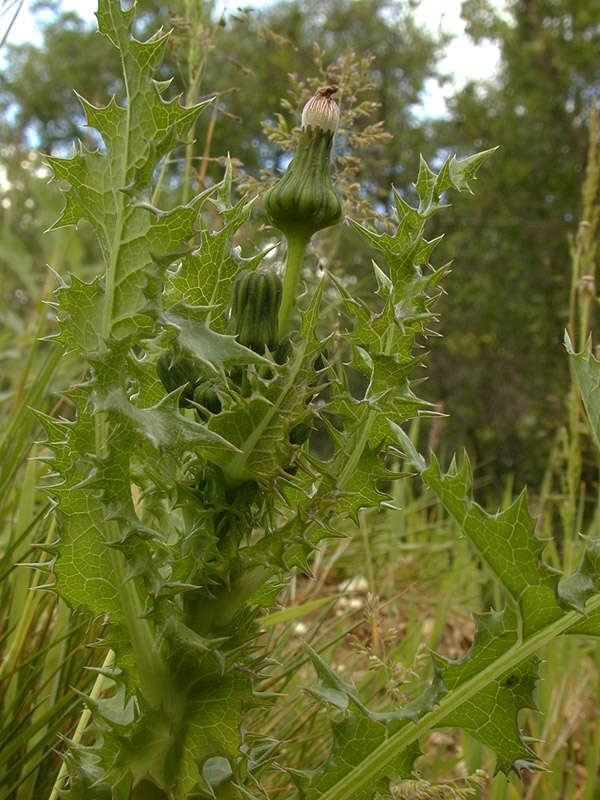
<box><xmin>263</xmin><ymin>86</ymin><xmax>343</xmax><ymax>242</ymax></box>
<box><xmin>301</xmin><ymin>87</ymin><xmax>340</xmax><ymax>133</ymax></box>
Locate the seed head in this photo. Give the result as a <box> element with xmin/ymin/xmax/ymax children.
<box><xmin>301</xmin><ymin>87</ymin><xmax>340</xmax><ymax>133</ymax></box>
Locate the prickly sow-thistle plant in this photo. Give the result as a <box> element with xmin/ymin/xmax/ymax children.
<box><xmin>38</xmin><ymin>1</ymin><xmax>600</xmax><ymax>798</ymax></box>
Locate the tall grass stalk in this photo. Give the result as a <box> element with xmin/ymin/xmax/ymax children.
<box><xmin>563</xmin><ymin>104</ymin><xmax>600</xmax><ymax>560</ymax></box>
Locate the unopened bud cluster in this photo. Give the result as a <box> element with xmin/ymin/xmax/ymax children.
<box><xmin>156</xmin><ymin>351</ymin><xmax>221</xmax><ymax>419</ymax></box>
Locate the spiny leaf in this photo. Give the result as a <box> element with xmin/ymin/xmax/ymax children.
<box><xmin>442</xmin><ymin>148</ymin><xmax>499</xmax><ymax>194</ymax></box>
<box><xmin>320</xmin><ymin>445</ymin><xmax>402</xmax><ymax>523</ymax></box>
<box><xmin>101</xmin><ymin>386</ymin><xmax>238</xmax><ymax>465</ymax></box>
<box><xmin>414</xmin><ymin>154</ymin><xmax>449</xmax><ymax>216</ymax></box>
<box><xmin>33</xmin><ymin>395</ymin><xmax>123</xmax><ymax>621</ymax></box>
<box><xmin>423</xmin><ymin>454</ymin><xmax>561</xmax><ymax>637</ymax></box>
<box><xmin>63</xmin><ymin>663</ymin><xmax>252</xmax><ymax>799</ymax></box>
<box><xmin>559</xmin><ymin>537</ymin><xmax>600</xmax><ymax>614</ymax></box>
<box><xmin>165</xmin><ymin>195</ymin><xmax>266</xmax><ymax>335</ymax></box>
<box><xmin>434</xmin><ymin>605</ymin><xmax>540</xmax><ymax>774</ymax></box>
<box><xmin>163</xmin><ymin>304</ymin><xmax>270</xmax><ymax>371</ymax></box>
<box><xmin>53</xmin><ymin>274</ymin><xmax>105</xmax><ymax>354</ymax></box>
<box><xmin>297</xmin><ymin>647</ymin><xmax>432</xmax><ymax>799</ymax></box>
<box><xmin>566</xmin><ymin>333</ymin><xmax>600</xmax><ymax>453</ymax></box>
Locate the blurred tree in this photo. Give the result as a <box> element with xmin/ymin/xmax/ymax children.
<box><xmin>202</xmin><ymin>0</ymin><xmax>444</xmax><ymax>188</ymax></box>
<box><xmin>424</xmin><ymin>0</ymin><xmax>600</xmax><ymax>486</ymax></box>
<box><xmin>0</xmin><ymin>0</ymin><xmax>443</xmax><ymax>180</ymax></box>
<box><xmin>0</xmin><ymin>9</ymin><xmax>121</xmax><ymax>151</ymax></box>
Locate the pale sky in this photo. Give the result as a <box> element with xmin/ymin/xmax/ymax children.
<box><xmin>414</xmin><ymin>0</ymin><xmax>505</xmax><ymax>115</ymax></box>
<box><xmin>2</xmin><ymin>0</ymin><xmax>505</xmax><ymax>117</ymax></box>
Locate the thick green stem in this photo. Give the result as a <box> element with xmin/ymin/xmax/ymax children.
<box><xmin>188</xmin><ymin>566</ymin><xmax>272</xmax><ymax>634</ymax></box>
<box><xmin>279</xmin><ymin>233</ymin><xmax>310</xmax><ymax>334</ymax></box>
<box><xmin>109</xmin><ymin>543</ymin><xmax>170</xmax><ymax>707</ymax></box>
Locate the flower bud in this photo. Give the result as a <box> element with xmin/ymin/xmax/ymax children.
<box><xmin>157</xmin><ymin>350</ymin><xmax>203</xmax><ymax>407</ymax></box>
<box><xmin>263</xmin><ymin>87</ymin><xmax>343</xmax><ymax>241</ymax></box>
<box><xmin>192</xmin><ymin>380</ymin><xmax>222</xmax><ymax>417</ymax></box>
<box><xmin>289</xmin><ymin>419</ymin><xmax>312</xmax><ymax>445</ymax></box>
<box><xmin>228</xmin><ymin>269</ymin><xmax>282</xmax><ymax>353</ymax></box>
